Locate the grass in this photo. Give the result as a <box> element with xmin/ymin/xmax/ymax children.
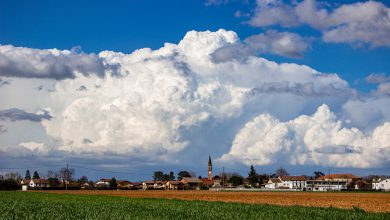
<box><xmin>0</xmin><ymin>191</ymin><xmax>389</xmax><ymax>220</ymax></box>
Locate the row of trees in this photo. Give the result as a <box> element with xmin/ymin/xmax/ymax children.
<box><xmin>0</xmin><ymin>172</ymin><xmax>21</xmax><ymax>190</ymax></box>
<box><xmin>152</xmin><ymin>171</ymin><xmax>195</xmax><ymax>181</ymax></box>
<box><xmin>23</xmin><ymin>168</ymin><xmax>77</xmax><ymax>181</ymax></box>
<box><xmin>24</xmin><ymin>170</ymin><xmax>41</xmax><ymax>179</ymax></box>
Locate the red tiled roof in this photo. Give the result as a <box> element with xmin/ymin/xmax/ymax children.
<box><xmin>316</xmin><ymin>174</ymin><xmax>361</xmax><ymax>180</ymax></box>
<box><xmin>181</xmin><ymin>177</ymin><xmax>202</xmax><ymax>183</ymax></box>
<box><xmin>167</xmin><ymin>180</ymin><xmax>180</xmax><ymax>185</ymax></box>
<box><xmin>117</xmin><ymin>181</ymin><xmax>131</xmax><ymax>185</ymax></box>
<box><xmin>21</xmin><ymin>179</ymin><xmax>31</xmax><ymax>184</ymax></box>
<box><xmin>143</xmin><ymin>181</ymin><xmax>155</xmax><ymax>184</ymax></box>
<box><xmin>201</xmin><ymin>178</ymin><xmax>214</xmax><ymax>185</ymax></box>
<box><xmin>279</xmin><ymin>176</ymin><xmax>307</xmax><ymax>181</ymax></box>
<box><xmin>31</xmin><ymin>179</ymin><xmax>49</xmax><ymax>184</ymax></box>
<box><xmin>269</xmin><ymin>178</ymin><xmax>281</xmax><ymax>183</ymax></box>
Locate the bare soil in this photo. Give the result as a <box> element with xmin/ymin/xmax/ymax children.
<box><xmin>38</xmin><ymin>190</ymin><xmax>390</xmax><ymax>213</ymax></box>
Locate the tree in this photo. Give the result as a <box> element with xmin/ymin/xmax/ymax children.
<box><xmin>169</xmin><ymin>171</ymin><xmax>175</xmax><ymax>180</ymax></box>
<box><xmin>47</xmin><ymin>178</ymin><xmax>60</xmax><ymax>188</ymax></box>
<box><xmin>228</xmin><ymin>175</ymin><xmax>244</xmax><ymax>186</ymax></box>
<box><xmin>0</xmin><ymin>178</ymin><xmax>19</xmax><ymax>190</ymax></box>
<box><xmin>47</xmin><ymin>170</ymin><xmax>59</xmax><ymax>179</ymax></box>
<box><xmin>313</xmin><ymin>171</ymin><xmax>325</xmax><ymax>179</ymax></box>
<box><xmin>162</xmin><ymin>174</ymin><xmax>171</xmax><ymax>181</ymax></box>
<box><xmin>59</xmin><ymin>167</ymin><xmax>75</xmax><ymax>181</ymax></box>
<box><xmin>25</xmin><ymin>170</ymin><xmax>31</xmax><ymax>180</ymax></box>
<box><xmin>248</xmin><ymin>165</ymin><xmax>258</xmax><ymax>186</ymax></box>
<box><xmin>5</xmin><ymin>172</ymin><xmax>21</xmax><ymax>181</ymax></box>
<box><xmin>275</xmin><ymin>167</ymin><xmax>289</xmax><ymax>177</ymax></box>
<box><xmin>79</xmin><ymin>176</ymin><xmax>88</xmax><ymax>184</ymax></box>
<box><xmin>258</xmin><ymin>174</ymin><xmax>269</xmax><ymax>184</ymax></box>
<box><xmin>33</xmin><ymin>171</ymin><xmax>40</xmax><ymax>179</ymax></box>
<box><xmin>88</xmin><ymin>181</ymin><xmax>94</xmax><ymax>189</ymax></box>
<box><xmin>189</xmin><ymin>171</ymin><xmax>197</xmax><ymax>178</ymax></box>
<box><xmin>177</xmin><ymin>171</ymin><xmax>191</xmax><ymax>180</ymax></box>
<box><xmin>153</xmin><ymin>171</ymin><xmax>164</xmax><ymax>181</ymax></box>
<box><xmin>109</xmin><ymin>177</ymin><xmax>117</xmax><ymax>189</ymax></box>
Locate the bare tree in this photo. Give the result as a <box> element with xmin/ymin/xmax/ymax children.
<box><xmin>59</xmin><ymin>167</ymin><xmax>75</xmax><ymax>181</ymax></box>
<box><xmin>79</xmin><ymin>176</ymin><xmax>88</xmax><ymax>184</ymax></box>
<box><xmin>275</xmin><ymin>167</ymin><xmax>289</xmax><ymax>177</ymax></box>
<box><xmin>5</xmin><ymin>172</ymin><xmax>22</xmax><ymax>181</ymax></box>
<box><xmin>47</xmin><ymin>170</ymin><xmax>59</xmax><ymax>179</ymax></box>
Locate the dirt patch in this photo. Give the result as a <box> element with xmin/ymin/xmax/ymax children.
<box><xmin>38</xmin><ymin>190</ymin><xmax>390</xmax><ymax>213</ymax></box>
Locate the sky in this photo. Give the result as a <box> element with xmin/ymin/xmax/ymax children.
<box><xmin>0</xmin><ymin>0</ymin><xmax>389</xmax><ymax>181</ymax></box>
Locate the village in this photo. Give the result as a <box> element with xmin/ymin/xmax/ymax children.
<box><xmin>1</xmin><ymin>156</ymin><xmax>386</xmax><ymax>192</ymax></box>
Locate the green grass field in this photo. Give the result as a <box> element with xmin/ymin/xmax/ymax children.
<box><xmin>0</xmin><ymin>191</ymin><xmax>389</xmax><ymax>220</ymax></box>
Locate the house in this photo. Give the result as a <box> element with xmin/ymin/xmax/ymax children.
<box><xmin>142</xmin><ymin>181</ymin><xmax>164</xmax><ymax>190</ymax></box>
<box><xmin>316</xmin><ymin>174</ymin><xmax>361</xmax><ymax>182</ymax></box>
<box><xmin>21</xmin><ymin>179</ymin><xmax>49</xmax><ymax>188</ymax></box>
<box><xmin>117</xmin><ymin>180</ymin><xmax>132</xmax><ymax>189</ymax></box>
<box><xmin>165</xmin><ymin>180</ymin><xmax>181</xmax><ymax>190</ymax></box>
<box><xmin>180</xmin><ymin>177</ymin><xmax>202</xmax><ymax>190</ymax></box>
<box><xmin>80</xmin><ymin>182</ymin><xmax>90</xmax><ymax>189</ymax></box>
<box><xmin>212</xmin><ymin>176</ymin><xmax>222</xmax><ymax>188</ymax></box>
<box><xmin>278</xmin><ymin>176</ymin><xmax>307</xmax><ymax>190</ymax></box>
<box><xmin>265</xmin><ymin>178</ymin><xmax>282</xmax><ymax>189</ymax></box>
<box><xmin>153</xmin><ymin>181</ymin><xmax>165</xmax><ymax>189</ymax></box>
<box><xmin>372</xmin><ymin>179</ymin><xmax>390</xmax><ymax>191</ymax></box>
<box><xmin>201</xmin><ymin>178</ymin><xmax>214</xmax><ymax>189</ymax></box>
<box><xmin>95</xmin><ymin>178</ymin><xmax>111</xmax><ymax>189</ymax></box>
<box><xmin>307</xmin><ymin>173</ymin><xmax>361</xmax><ymax>191</ymax></box>
<box><xmin>130</xmin><ymin>182</ymin><xmax>142</xmax><ymax>190</ymax></box>
<box><xmin>142</xmin><ymin>181</ymin><xmax>155</xmax><ymax>190</ymax></box>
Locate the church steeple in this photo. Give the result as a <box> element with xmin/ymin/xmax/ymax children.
<box><xmin>208</xmin><ymin>155</ymin><xmax>212</xmax><ymax>180</ymax></box>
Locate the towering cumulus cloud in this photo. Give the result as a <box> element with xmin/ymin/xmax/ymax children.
<box><xmin>36</xmin><ymin>30</ymin><xmax>348</xmax><ymax>159</ymax></box>
<box><xmin>219</xmin><ymin>104</ymin><xmax>390</xmax><ymax>168</ymax></box>
<box><xmin>0</xmin><ymin>30</ymin><xmax>388</xmax><ymax>167</ymax></box>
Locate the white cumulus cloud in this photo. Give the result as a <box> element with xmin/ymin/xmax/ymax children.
<box><xmin>248</xmin><ymin>0</ymin><xmax>390</xmax><ymax>47</ymax></box>
<box><xmin>212</xmin><ymin>30</ymin><xmax>311</xmax><ymax>61</ymax></box>
<box><xmin>0</xmin><ymin>45</ymin><xmax>119</xmax><ymax>79</ymax></box>
<box><xmin>31</xmin><ymin>29</ymin><xmax>350</xmax><ymax>160</ymax></box>
<box><xmin>1</xmin><ymin>29</ymin><xmax>387</xmax><ymax>168</ymax></box>
<box><xmin>219</xmin><ymin>104</ymin><xmax>390</xmax><ymax>168</ymax></box>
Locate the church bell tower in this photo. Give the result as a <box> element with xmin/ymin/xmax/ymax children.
<box><xmin>208</xmin><ymin>155</ymin><xmax>212</xmax><ymax>180</ymax></box>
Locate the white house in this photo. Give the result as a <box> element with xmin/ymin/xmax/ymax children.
<box><xmin>264</xmin><ymin>178</ymin><xmax>282</xmax><ymax>189</ymax></box>
<box><xmin>278</xmin><ymin>176</ymin><xmax>307</xmax><ymax>190</ymax></box>
<box><xmin>21</xmin><ymin>179</ymin><xmax>49</xmax><ymax>188</ymax></box>
<box><xmin>307</xmin><ymin>173</ymin><xmax>361</xmax><ymax>191</ymax></box>
<box><xmin>372</xmin><ymin>179</ymin><xmax>390</xmax><ymax>191</ymax></box>
<box><xmin>165</xmin><ymin>180</ymin><xmax>181</xmax><ymax>190</ymax></box>
<box><xmin>95</xmin><ymin>178</ymin><xmax>111</xmax><ymax>188</ymax></box>
<box><xmin>142</xmin><ymin>181</ymin><xmax>164</xmax><ymax>190</ymax></box>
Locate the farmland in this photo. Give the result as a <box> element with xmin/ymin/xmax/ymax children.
<box><xmin>43</xmin><ymin>190</ymin><xmax>390</xmax><ymax>213</ymax></box>
<box><xmin>1</xmin><ymin>191</ymin><xmax>389</xmax><ymax>220</ymax></box>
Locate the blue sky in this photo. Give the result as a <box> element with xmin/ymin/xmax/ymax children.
<box><xmin>1</xmin><ymin>0</ymin><xmax>389</xmax><ymax>91</ymax></box>
<box><xmin>0</xmin><ymin>0</ymin><xmax>389</xmax><ymax>180</ymax></box>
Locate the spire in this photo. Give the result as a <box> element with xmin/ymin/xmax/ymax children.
<box><xmin>208</xmin><ymin>155</ymin><xmax>212</xmax><ymax>166</ymax></box>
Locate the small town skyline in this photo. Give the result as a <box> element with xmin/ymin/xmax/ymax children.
<box><xmin>2</xmin><ymin>154</ymin><xmax>390</xmax><ymax>181</ymax></box>
<box><xmin>3</xmin><ymin>156</ymin><xmax>390</xmax><ymax>183</ymax></box>
<box><xmin>1</xmin><ymin>0</ymin><xmax>389</xmax><ymax>182</ymax></box>
<box><xmin>2</xmin><ymin>155</ymin><xmax>389</xmax><ymax>192</ymax></box>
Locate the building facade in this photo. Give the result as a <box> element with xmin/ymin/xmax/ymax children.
<box><xmin>372</xmin><ymin>179</ymin><xmax>390</xmax><ymax>191</ymax></box>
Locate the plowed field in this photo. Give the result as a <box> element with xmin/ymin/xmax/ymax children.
<box><xmin>40</xmin><ymin>190</ymin><xmax>390</xmax><ymax>213</ymax></box>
